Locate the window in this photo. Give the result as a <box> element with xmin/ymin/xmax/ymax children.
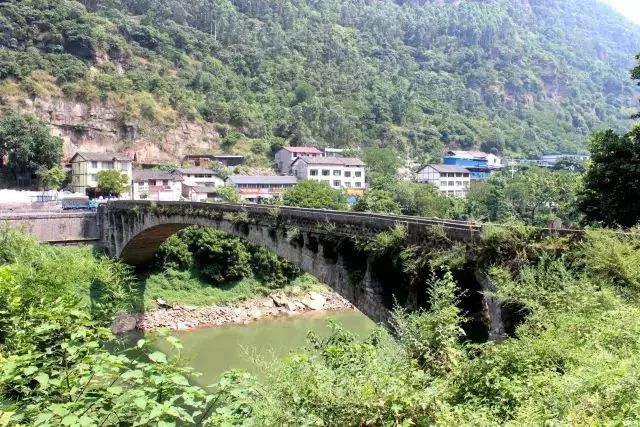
<box><xmin>345</xmin><ymin>182</ymin><xmax>352</xmax><ymax>188</ymax></box>
<box><xmin>91</xmin><ymin>161</ymin><xmax>98</xmax><ymax>169</ymax></box>
<box><xmin>310</xmin><ymin>169</ymin><xmax>318</xmax><ymax>176</ymax></box>
<box><xmin>456</xmin><ymin>181</ymin><xmax>462</xmax><ymax>186</ymax></box>
<box><xmin>162</xmin><ymin>180</ymin><xmax>169</xmax><ymax>186</ymax></box>
<box><xmin>333</xmin><ymin>170</ymin><xmax>341</xmax><ymax>176</ymax></box>
<box><xmin>120</xmin><ymin>163</ymin><xmax>128</xmax><ymax>171</ymax></box>
<box><xmin>355</xmin><ymin>182</ymin><xmax>362</xmax><ymax>188</ymax></box>
<box><xmin>333</xmin><ymin>180</ymin><xmax>341</xmax><ymax>187</ymax></box>
<box><xmin>103</xmin><ymin>161</ymin><xmax>114</xmax><ymax>169</ymax></box>
<box><xmin>355</xmin><ymin>171</ymin><xmax>362</xmax><ymax>177</ymax></box>
<box><xmin>344</xmin><ymin>171</ymin><xmax>351</xmax><ymax>178</ymax></box>
<box><xmin>322</xmin><ymin>170</ymin><xmax>330</xmax><ymax>176</ymax></box>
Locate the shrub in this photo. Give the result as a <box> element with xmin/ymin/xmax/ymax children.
<box><xmin>155</xmin><ymin>234</ymin><xmax>193</xmax><ymax>270</ymax></box>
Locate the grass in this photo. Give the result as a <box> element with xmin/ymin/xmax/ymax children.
<box><xmin>140</xmin><ymin>268</ymin><xmax>322</xmax><ymax>309</ymax></box>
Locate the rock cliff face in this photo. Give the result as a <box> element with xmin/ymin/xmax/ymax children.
<box><xmin>1</xmin><ymin>95</ymin><xmax>221</xmax><ymax>163</ymax></box>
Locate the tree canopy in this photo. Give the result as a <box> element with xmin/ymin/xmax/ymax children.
<box><xmin>579</xmin><ymin>127</ymin><xmax>640</xmax><ymax>227</ymax></box>
<box><xmin>0</xmin><ymin>114</ymin><xmax>62</xmax><ymax>184</ymax></box>
<box><xmin>96</xmin><ymin>170</ymin><xmax>129</xmax><ymax>196</ymax></box>
<box><xmin>282</xmin><ymin>180</ymin><xmax>348</xmax><ymax>210</ymax></box>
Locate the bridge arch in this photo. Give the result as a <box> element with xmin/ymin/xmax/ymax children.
<box><xmin>101</xmin><ymin>201</ymin><xmax>415</xmax><ymax>322</ymax></box>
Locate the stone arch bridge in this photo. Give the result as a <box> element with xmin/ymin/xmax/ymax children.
<box><xmin>100</xmin><ymin>201</ymin><xmax>484</xmax><ymax>323</ymax></box>
<box><xmin>2</xmin><ymin>201</ymin><xmax>576</xmax><ymax>335</ymax></box>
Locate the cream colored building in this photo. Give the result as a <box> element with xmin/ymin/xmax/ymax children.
<box><xmin>69</xmin><ymin>152</ymin><xmax>132</xmax><ymax>194</ymax></box>
<box><xmin>290</xmin><ymin>156</ymin><xmax>366</xmax><ymax>192</ymax></box>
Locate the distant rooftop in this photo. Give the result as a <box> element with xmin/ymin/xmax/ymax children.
<box><xmin>71</xmin><ymin>152</ymin><xmax>131</xmax><ymax>162</ymax></box>
<box><xmin>177</xmin><ymin>168</ymin><xmax>221</xmax><ymax>175</ymax></box>
<box><xmin>422</xmin><ymin>164</ymin><xmax>470</xmax><ymax>174</ymax></box>
<box><xmin>446</xmin><ymin>150</ymin><xmax>495</xmax><ymax>159</ymax></box>
<box><xmin>132</xmin><ymin>170</ymin><xmax>182</xmax><ymax>182</ymax></box>
<box><xmin>295</xmin><ymin>156</ymin><xmax>365</xmax><ymax>166</ymax></box>
<box><xmin>228</xmin><ymin>175</ymin><xmax>298</xmax><ymax>185</ymax></box>
<box><xmin>281</xmin><ymin>146</ymin><xmax>322</xmax><ymax>154</ymax></box>
<box><xmin>183</xmin><ymin>154</ymin><xmax>245</xmax><ymax>159</ymax></box>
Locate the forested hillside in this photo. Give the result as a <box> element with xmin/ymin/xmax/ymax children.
<box><xmin>1</xmin><ymin>0</ymin><xmax>639</xmax><ymax>162</ymax></box>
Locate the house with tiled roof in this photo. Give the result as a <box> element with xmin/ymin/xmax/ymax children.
<box><xmin>290</xmin><ymin>156</ymin><xmax>366</xmax><ymax>193</ymax></box>
<box><xmin>69</xmin><ymin>152</ymin><xmax>132</xmax><ymax>194</ymax></box>
<box><xmin>132</xmin><ymin>170</ymin><xmax>183</xmax><ymax>201</ymax></box>
<box><xmin>274</xmin><ymin>146</ymin><xmax>323</xmax><ymax>173</ymax></box>
<box><xmin>416</xmin><ymin>164</ymin><xmax>471</xmax><ymax>198</ymax></box>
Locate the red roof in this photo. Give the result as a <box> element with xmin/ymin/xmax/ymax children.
<box><xmin>283</xmin><ymin>146</ymin><xmax>322</xmax><ymax>154</ymax></box>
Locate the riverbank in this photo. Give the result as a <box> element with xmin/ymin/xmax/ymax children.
<box><xmin>134</xmin><ymin>290</ymin><xmax>354</xmax><ymax>331</ymax></box>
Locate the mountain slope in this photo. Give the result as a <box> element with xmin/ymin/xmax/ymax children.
<box><xmin>0</xmin><ymin>0</ymin><xmax>639</xmax><ymax>163</ymax></box>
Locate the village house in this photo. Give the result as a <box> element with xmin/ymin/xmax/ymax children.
<box><xmin>227</xmin><ymin>175</ymin><xmax>298</xmax><ymax>203</ymax></box>
<box><xmin>69</xmin><ymin>152</ymin><xmax>132</xmax><ymax>195</ymax></box>
<box><xmin>177</xmin><ymin>168</ymin><xmax>225</xmax><ymax>187</ymax></box>
<box><xmin>274</xmin><ymin>146</ymin><xmax>323</xmax><ymax>174</ymax></box>
<box><xmin>416</xmin><ymin>164</ymin><xmax>471</xmax><ymax>198</ymax></box>
<box><xmin>132</xmin><ymin>170</ymin><xmax>182</xmax><ymax>201</ymax></box>
<box><xmin>182</xmin><ymin>154</ymin><xmax>245</xmax><ymax>168</ymax></box>
<box><xmin>290</xmin><ymin>156</ymin><xmax>366</xmax><ymax>193</ymax></box>
<box><xmin>443</xmin><ymin>150</ymin><xmax>502</xmax><ymax>180</ymax></box>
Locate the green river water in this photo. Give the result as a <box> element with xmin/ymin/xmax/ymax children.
<box><xmin>154</xmin><ymin>310</ymin><xmax>375</xmax><ymax>385</ymax></box>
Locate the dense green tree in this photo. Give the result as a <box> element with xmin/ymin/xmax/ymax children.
<box><xmin>182</xmin><ymin>227</ymin><xmax>252</xmax><ymax>283</ymax></box>
<box><xmin>580</xmin><ymin>127</ymin><xmax>640</xmax><ymax>227</ymax></box>
<box><xmin>468</xmin><ymin>168</ymin><xmax>582</xmax><ymax>226</ymax></box>
<box><xmin>0</xmin><ymin>114</ymin><xmax>62</xmax><ymax>183</ymax></box>
<box><xmin>96</xmin><ymin>170</ymin><xmax>130</xmax><ymax>196</ymax></box>
<box><xmin>282</xmin><ymin>180</ymin><xmax>348</xmax><ymax>210</ymax></box>
<box><xmin>36</xmin><ymin>165</ymin><xmax>65</xmax><ymax>190</ymax></box>
<box><xmin>217</xmin><ymin>184</ymin><xmax>241</xmax><ymax>203</ymax></box>
<box><xmin>353</xmin><ymin>189</ymin><xmax>401</xmax><ymax>214</ymax></box>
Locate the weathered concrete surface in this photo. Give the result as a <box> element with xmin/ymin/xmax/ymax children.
<box><xmin>0</xmin><ymin>211</ymin><xmax>100</xmax><ymax>244</ymax></box>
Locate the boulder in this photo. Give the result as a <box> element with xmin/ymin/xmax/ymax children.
<box><xmin>111</xmin><ymin>314</ymin><xmax>138</xmax><ymax>335</ymax></box>
<box><xmin>302</xmin><ymin>292</ymin><xmax>327</xmax><ymax>310</ymax></box>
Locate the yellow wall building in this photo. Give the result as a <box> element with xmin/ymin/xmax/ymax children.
<box><xmin>69</xmin><ymin>152</ymin><xmax>132</xmax><ymax>194</ymax></box>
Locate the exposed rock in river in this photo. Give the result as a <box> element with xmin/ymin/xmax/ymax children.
<box><xmin>136</xmin><ymin>291</ymin><xmax>354</xmax><ymax>332</ymax></box>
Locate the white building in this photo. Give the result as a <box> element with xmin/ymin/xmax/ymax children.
<box><xmin>227</xmin><ymin>175</ymin><xmax>298</xmax><ymax>203</ymax></box>
<box><xmin>290</xmin><ymin>156</ymin><xmax>366</xmax><ymax>192</ymax></box>
<box><xmin>177</xmin><ymin>168</ymin><xmax>225</xmax><ymax>188</ymax></box>
<box><xmin>274</xmin><ymin>147</ymin><xmax>323</xmax><ymax>174</ymax></box>
<box><xmin>182</xmin><ymin>185</ymin><xmax>220</xmax><ymax>202</ymax></box>
<box><xmin>132</xmin><ymin>170</ymin><xmax>182</xmax><ymax>201</ymax></box>
<box><xmin>69</xmin><ymin>152</ymin><xmax>132</xmax><ymax>194</ymax></box>
<box><xmin>416</xmin><ymin>164</ymin><xmax>471</xmax><ymax>198</ymax></box>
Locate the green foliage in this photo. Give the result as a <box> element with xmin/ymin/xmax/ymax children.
<box><xmin>217</xmin><ymin>184</ymin><xmax>241</xmax><ymax>203</ymax></box>
<box><xmin>0</xmin><ymin>114</ymin><xmax>62</xmax><ymax>184</ymax></box>
<box><xmin>250</xmin><ymin>246</ymin><xmax>300</xmax><ymax>288</ymax></box>
<box><xmin>0</xmin><ymin>230</ymin><xmax>257</xmax><ymax>424</ymax></box>
<box><xmin>390</xmin><ymin>271</ymin><xmax>465</xmax><ymax>375</ymax></box>
<box><xmin>467</xmin><ymin>168</ymin><xmax>583</xmax><ymax>226</ymax></box>
<box><xmin>95</xmin><ymin>169</ymin><xmax>129</xmax><ymax>195</ymax></box>
<box><xmin>155</xmin><ymin>234</ymin><xmax>193</xmax><ymax>271</ymax></box>
<box><xmin>0</xmin><ymin>0</ymin><xmax>635</xmax><ymax>158</ymax></box>
<box><xmin>352</xmin><ymin>189</ymin><xmax>401</xmax><ymax>214</ymax></box>
<box><xmin>182</xmin><ymin>227</ymin><xmax>251</xmax><ymax>283</ymax></box>
<box><xmin>580</xmin><ymin>126</ymin><xmax>640</xmax><ymax>227</ymax></box>
<box><xmin>391</xmin><ymin>181</ymin><xmax>461</xmax><ymax>218</ymax></box>
<box><xmin>36</xmin><ymin>165</ymin><xmax>66</xmax><ymax>190</ymax></box>
<box><xmin>282</xmin><ymin>180</ymin><xmax>348</xmax><ymax>210</ymax></box>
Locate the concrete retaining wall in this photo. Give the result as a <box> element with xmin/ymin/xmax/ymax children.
<box><xmin>0</xmin><ymin>211</ymin><xmax>100</xmax><ymax>244</ymax></box>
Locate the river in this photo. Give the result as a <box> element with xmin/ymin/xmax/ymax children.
<box><xmin>154</xmin><ymin>310</ymin><xmax>375</xmax><ymax>384</ymax></box>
